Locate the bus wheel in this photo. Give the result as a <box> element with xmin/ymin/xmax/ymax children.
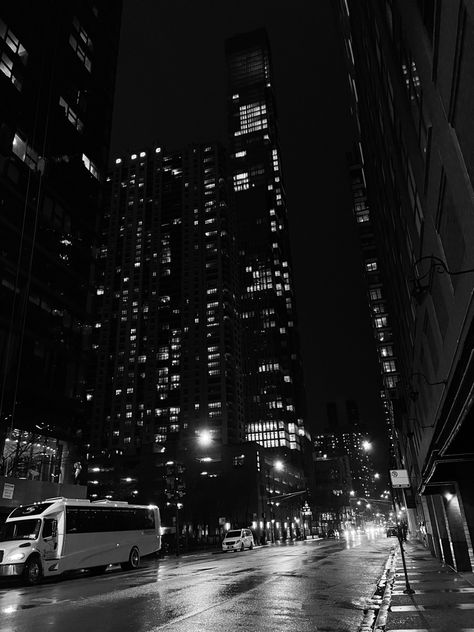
<box><xmin>121</xmin><ymin>547</ymin><xmax>140</xmax><ymax>571</ymax></box>
<box><xmin>22</xmin><ymin>556</ymin><xmax>42</xmax><ymax>586</ymax></box>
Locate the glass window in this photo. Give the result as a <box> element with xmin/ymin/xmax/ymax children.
<box><xmin>1</xmin><ymin>519</ymin><xmax>41</xmax><ymax>541</ymax></box>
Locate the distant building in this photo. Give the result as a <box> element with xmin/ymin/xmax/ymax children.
<box><xmin>314</xmin><ymin>430</ymin><xmax>373</xmax><ymax>499</ymax></box>
<box><xmin>313</xmin><ymin>453</ymin><xmax>353</xmax><ymax>534</ymax></box>
<box><xmin>315</xmin><ymin>399</ymin><xmax>375</xmax><ymax>498</ymax></box>
<box><xmin>0</xmin><ymin>1</ymin><xmax>121</xmax><ymax>507</ymax></box>
<box><xmin>338</xmin><ymin>0</ymin><xmax>474</xmax><ymax>571</ymax></box>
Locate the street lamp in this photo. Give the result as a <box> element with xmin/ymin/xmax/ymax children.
<box><xmin>274</xmin><ymin>459</ymin><xmax>284</xmax><ymax>471</ymax></box>
<box><xmin>197</xmin><ymin>429</ymin><xmax>212</xmax><ymax>447</ymax></box>
<box><xmin>374</xmin><ymin>472</ymin><xmax>380</xmax><ymax>479</ymax></box>
<box><xmin>362</xmin><ymin>440</ymin><xmax>372</xmax><ymax>451</ymax></box>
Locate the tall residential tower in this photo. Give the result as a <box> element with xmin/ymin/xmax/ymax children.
<box><xmin>225</xmin><ymin>30</ymin><xmax>308</xmax><ymax>456</ymax></box>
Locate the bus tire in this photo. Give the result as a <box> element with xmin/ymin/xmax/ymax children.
<box><xmin>22</xmin><ymin>555</ymin><xmax>42</xmax><ymax>586</ymax></box>
<box><xmin>121</xmin><ymin>546</ymin><xmax>140</xmax><ymax>571</ymax></box>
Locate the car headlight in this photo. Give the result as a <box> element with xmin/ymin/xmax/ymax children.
<box><xmin>6</xmin><ymin>552</ymin><xmax>26</xmax><ymax>562</ymax></box>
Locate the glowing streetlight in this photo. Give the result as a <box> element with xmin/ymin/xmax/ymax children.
<box><xmin>362</xmin><ymin>440</ymin><xmax>372</xmax><ymax>451</ymax></box>
<box><xmin>197</xmin><ymin>430</ymin><xmax>212</xmax><ymax>447</ymax></box>
<box><xmin>349</xmin><ymin>490</ymin><xmax>355</xmax><ymax>496</ymax></box>
<box><xmin>274</xmin><ymin>460</ymin><xmax>284</xmax><ymax>471</ymax></box>
<box><xmin>374</xmin><ymin>472</ymin><xmax>380</xmax><ymax>479</ymax></box>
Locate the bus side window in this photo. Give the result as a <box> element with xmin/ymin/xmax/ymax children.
<box><xmin>43</xmin><ymin>519</ymin><xmax>57</xmax><ymax>539</ymax></box>
<box><xmin>66</xmin><ymin>508</ymin><xmax>78</xmax><ymax>533</ymax></box>
<box><xmin>144</xmin><ymin>509</ymin><xmax>155</xmax><ymax>529</ymax></box>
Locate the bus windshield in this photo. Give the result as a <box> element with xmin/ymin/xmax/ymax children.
<box><xmin>1</xmin><ymin>519</ymin><xmax>41</xmax><ymax>541</ymax></box>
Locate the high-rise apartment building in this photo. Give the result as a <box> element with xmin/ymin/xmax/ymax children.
<box><xmin>0</xmin><ymin>2</ymin><xmax>121</xmax><ymax>495</ymax></box>
<box><xmin>338</xmin><ymin>0</ymin><xmax>474</xmax><ymax>571</ymax></box>
<box><xmin>90</xmin><ymin>143</ymin><xmax>243</xmax><ymax>504</ymax></box>
<box><xmin>89</xmin><ymin>30</ymin><xmax>313</xmax><ymax>541</ymax></box>
<box><xmin>315</xmin><ymin>399</ymin><xmax>375</xmax><ymax>498</ymax></box>
<box><xmin>225</xmin><ymin>30</ymin><xmax>308</xmax><ymax>455</ymax></box>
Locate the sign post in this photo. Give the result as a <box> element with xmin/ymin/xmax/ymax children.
<box><xmin>389</xmin><ymin>469</ymin><xmax>414</xmax><ymax>594</ymax></box>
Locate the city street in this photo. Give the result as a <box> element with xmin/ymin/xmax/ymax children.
<box><xmin>0</xmin><ymin>533</ymin><xmax>392</xmax><ymax>632</ymax></box>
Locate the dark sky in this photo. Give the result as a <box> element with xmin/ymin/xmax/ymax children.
<box><xmin>110</xmin><ymin>0</ymin><xmax>387</xmax><ymax>465</ymax></box>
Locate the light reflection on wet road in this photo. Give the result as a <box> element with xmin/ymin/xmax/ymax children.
<box><xmin>0</xmin><ymin>533</ymin><xmax>393</xmax><ymax>632</ymax></box>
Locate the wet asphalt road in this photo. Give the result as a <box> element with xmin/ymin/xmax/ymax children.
<box><xmin>0</xmin><ymin>533</ymin><xmax>393</xmax><ymax>632</ymax></box>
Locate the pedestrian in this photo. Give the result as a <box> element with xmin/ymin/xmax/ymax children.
<box><xmin>401</xmin><ymin>522</ymin><xmax>408</xmax><ymax>542</ymax></box>
<box><xmin>73</xmin><ymin>461</ymin><xmax>82</xmax><ymax>484</ymax></box>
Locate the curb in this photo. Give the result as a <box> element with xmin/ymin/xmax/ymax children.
<box><xmin>373</xmin><ymin>548</ymin><xmax>398</xmax><ymax>631</ymax></box>
<box><xmin>358</xmin><ymin>546</ymin><xmax>397</xmax><ymax>632</ymax></box>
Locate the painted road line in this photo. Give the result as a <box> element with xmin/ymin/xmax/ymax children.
<box><xmin>391</xmin><ymin>604</ymin><xmax>474</xmax><ymax>611</ymax></box>
<box><xmin>391</xmin><ymin>587</ymin><xmax>474</xmax><ymax>594</ymax></box>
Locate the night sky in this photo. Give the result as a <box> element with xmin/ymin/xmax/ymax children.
<box><xmin>110</xmin><ymin>0</ymin><xmax>387</xmax><ymax>467</ymax></box>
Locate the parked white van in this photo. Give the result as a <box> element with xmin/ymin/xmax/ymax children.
<box><xmin>222</xmin><ymin>528</ymin><xmax>254</xmax><ymax>552</ymax></box>
<box><xmin>0</xmin><ymin>497</ymin><xmax>161</xmax><ymax>585</ymax></box>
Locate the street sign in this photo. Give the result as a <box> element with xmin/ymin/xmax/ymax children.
<box><xmin>2</xmin><ymin>482</ymin><xmax>14</xmax><ymax>499</ymax></box>
<box><xmin>390</xmin><ymin>469</ymin><xmax>410</xmax><ymax>488</ymax></box>
<box><xmin>219</xmin><ymin>516</ymin><xmax>226</xmax><ymax>525</ymax></box>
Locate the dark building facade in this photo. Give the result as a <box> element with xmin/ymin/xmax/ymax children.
<box><xmin>0</xmin><ymin>1</ymin><xmax>121</xmax><ymax>491</ymax></box>
<box><xmin>339</xmin><ymin>0</ymin><xmax>474</xmax><ymax>571</ymax></box>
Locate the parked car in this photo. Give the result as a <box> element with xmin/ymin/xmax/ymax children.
<box><xmin>222</xmin><ymin>529</ymin><xmax>254</xmax><ymax>552</ymax></box>
<box><xmin>386</xmin><ymin>525</ymin><xmax>398</xmax><ymax>537</ymax></box>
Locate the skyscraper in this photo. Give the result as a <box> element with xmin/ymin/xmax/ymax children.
<box><xmin>225</xmin><ymin>30</ymin><xmax>308</xmax><ymax>455</ymax></box>
<box><xmin>0</xmin><ymin>2</ymin><xmax>121</xmax><ymax>492</ymax></box>
<box><xmin>90</xmin><ymin>143</ymin><xmax>244</xmax><ymax>507</ymax></box>
<box><xmin>338</xmin><ymin>0</ymin><xmax>474</xmax><ymax>571</ymax></box>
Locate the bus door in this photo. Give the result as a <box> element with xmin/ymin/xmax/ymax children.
<box><xmin>42</xmin><ymin>518</ymin><xmax>58</xmax><ymax>560</ymax></box>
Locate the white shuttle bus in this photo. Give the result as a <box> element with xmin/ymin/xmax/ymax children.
<box><xmin>0</xmin><ymin>497</ymin><xmax>161</xmax><ymax>585</ymax></box>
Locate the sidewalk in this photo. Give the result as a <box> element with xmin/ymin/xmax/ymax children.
<box><xmin>381</xmin><ymin>539</ymin><xmax>474</xmax><ymax>632</ymax></box>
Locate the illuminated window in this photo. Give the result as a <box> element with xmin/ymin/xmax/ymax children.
<box><xmin>235</xmin><ymin>102</ymin><xmax>268</xmax><ymax>136</ymax></box>
<box><xmin>384</xmin><ymin>375</ymin><xmax>398</xmax><ymax>388</ymax></box>
<box><xmin>369</xmin><ymin>288</ymin><xmax>382</xmax><ymax>300</ymax></box>
<box><xmin>382</xmin><ymin>360</ymin><xmax>396</xmax><ymax>373</ymax></box>
<box><xmin>59</xmin><ymin>97</ymin><xmax>84</xmax><ymax>132</ymax></box>
<box><xmin>82</xmin><ymin>153</ymin><xmax>99</xmax><ymax>179</ymax></box>
<box><xmin>366</xmin><ymin>261</ymin><xmax>378</xmax><ymax>272</ymax></box>
<box><xmin>69</xmin><ymin>17</ymin><xmax>92</xmax><ymax>71</ymax></box>
<box><xmin>0</xmin><ymin>51</ymin><xmax>21</xmax><ymax>90</ymax></box>
<box><xmin>0</xmin><ymin>19</ymin><xmax>27</xmax><ymax>60</ymax></box>
<box><xmin>233</xmin><ymin>172</ymin><xmax>249</xmax><ymax>191</ymax></box>
<box><xmin>12</xmin><ymin>133</ymin><xmax>39</xmax><ymax>170</ymax></box>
